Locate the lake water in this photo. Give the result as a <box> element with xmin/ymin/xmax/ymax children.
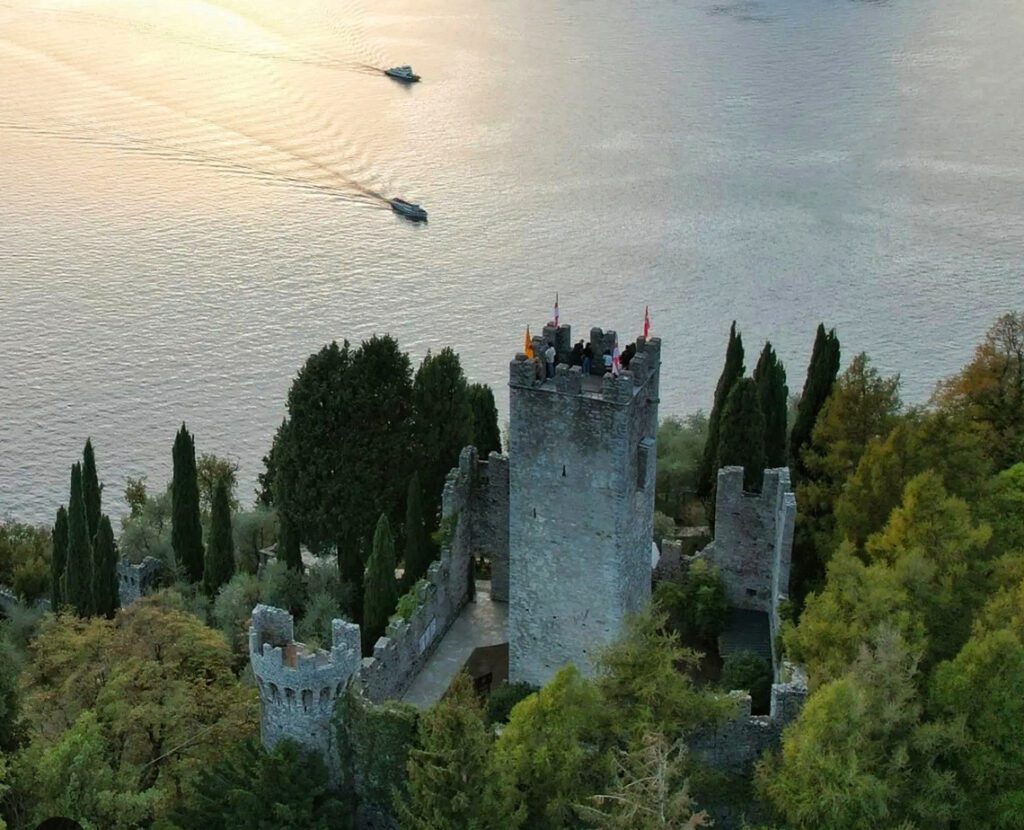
<box><xmin>1</xmin><ymin>0</ymin><xmax>1022</xmax><ymax>524</ymax></box>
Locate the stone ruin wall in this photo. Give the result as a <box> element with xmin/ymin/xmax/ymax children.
<box><xmin>249</xmin><ymin>603</ymin><xmax>362</xmax><ymax>784</ymax></box>
<box><xmin>117</xmin><ymin>556</ymin><xmax>165</xmax><ymax>606</ymax></box>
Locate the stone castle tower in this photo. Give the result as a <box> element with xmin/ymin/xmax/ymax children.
<box><xmin>507</xmin><ymin>324</ymin><xmax>661</xmax><ymax>687</ymax></box>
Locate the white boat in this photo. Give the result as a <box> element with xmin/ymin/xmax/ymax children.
<box><xmin>384</xmin><ymin>65</ymin><xmax>420</xmax><ymax>82</ymax></box>
<box><xmin>391</xmin><ymin>198</ymin><xmax>427</xmax><ymax>221</ymax></box>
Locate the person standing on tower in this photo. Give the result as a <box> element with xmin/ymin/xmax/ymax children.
<box><xmin>583</xmin><ymin>341</ymin><xmax>594</xmax><ymax>375</ymax></box>
<box><xmin>544</xmin><ymin>342</ymin><xmax>556</xmax><ymax>378</ymax></box>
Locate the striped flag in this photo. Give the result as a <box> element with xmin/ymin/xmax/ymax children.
<box><xmin>643</xmin><ymin>305</ymin><xmax>651</xmax><ymax>339</ymax></box>
<box><xmin>524</xmin><ymin>326</ymin><xmax>534</xmax><ymax>359</ymax></box>
<box><xmin>612</xmin><ymin>337</ymin><xmax>621</xmax><ymax>376</ymax></box>
<box><xmin>554</xmin><ymin>293</ymin><xmax>560</xmax><ymax>328</ymax></box>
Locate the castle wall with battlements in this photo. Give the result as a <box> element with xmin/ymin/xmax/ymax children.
<box><xmin>508</xmin><ymin>326</ymin><xmax>661</xmax><ymax>687</ymax></box>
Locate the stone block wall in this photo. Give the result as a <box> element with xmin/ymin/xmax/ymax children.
<box><xmin>117</xmin><ymin>556</ymin><xmax>165</xmax><ymax>606</ymax></box>
<box><xmin>508</xmin><ymin>329</ymin><xmax>660</xmax><ymax>688</ymax></box>
<box><xmin>249</xmin><ymin>604</ymin><xmax>362</xmax><ymax>784</ymax></box>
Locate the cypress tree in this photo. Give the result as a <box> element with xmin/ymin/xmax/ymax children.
<box><xmin>468</xmin><ymin>383</ymin><xmax>502</xmax><ymax>457</ymax></box>
<box><xmin>697</xmin><ymin>322</ymin><xmax>745</xmax><ymax>500</ymax></box>
<box><xmin>754</xmin><ymin>342</ymin><xmax>789</xmax><ymax>468</ymax></box>
<box><xmin>82</xmin><ymin>437</ymin><xmax>102</xmax><ymax>542</ymax></box>
<box><xmin>92</xmin><ymin>515</ymin><xmax>120</xmax><ymax>618</ymax></box>
<box><xmin>717</xmin><ymin>377</ymin><xmax>766</xmax><ymax>493</ymax></box>
<box><xmin>403</xmin><ymin>472</ymin><xmax>433</xmax><ymax>587</ymax></box>
<box><xmin>203</xmin><ymin>479</ymin><xmax>236</xmax><ymax>597</ymax></box>
<box><xmin>362</xmin><ymin>513</ymin><xmax>399</xmax><ymax>655</ymax></box>
<box><xmin>51</xmin><ymin>505</ymin><xmax>69</xmax><ymax>610</ymax></box>
<box><xmin>172</xmin><ymin>423</ymin><xmax>205</xmax><ymax>583</ymax></box>
<box><xmin>789</xmin><ymin>324</ymin><xmax>841</xmax><ymax>481</ymax></box>
<box><xmin>278</xmin><ymin>512</ymin><xmax>303</xmax><ymax>572</ymax></box>
<box><xmin>65</xmin><ymin>463</ymin><xmax>94</xmax><ymax>617</ymax></box>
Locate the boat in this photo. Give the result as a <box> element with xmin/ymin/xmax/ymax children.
<box><xmin>384</xmin><ymin>65</ymin><xmax>420</xmax><ymax>82</ymax></box>
<box><xmin>391</xmin><ymin>198</ymin><xmax>428</xmax><ymax>221</ymax></box>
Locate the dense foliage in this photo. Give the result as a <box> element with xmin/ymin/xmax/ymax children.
<box><xmin>362</xmin><ymin>514</ymin><xmax>399</xmax><ymax>654</ymax></box>
<box><xmin>697</xmin><ymin>322</ymin><xmax>744</xmax><ymax>502</ymax></box>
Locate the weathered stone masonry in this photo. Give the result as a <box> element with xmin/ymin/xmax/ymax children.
<box><xmin>508</xmin><ymin>327</ymin><xmax>661</xmax><ymax>688</ymax></box>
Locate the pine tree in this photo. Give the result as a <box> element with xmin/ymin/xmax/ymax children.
<box><xmin>717</xmin><ymin>377</ymin><xmax>766</xmax><ymax>493</ymax></box>
<box><xmin>92</xmin><ymin>515</ymin><xmax>120</xmax><ymax>618</ymax></box>
<box><xmin>403</xmin><ymin>473</ymin><xmax>433</xmax><ymax>587</ymax></box>
<box><xmin>468</xmin><ymin>383</ymin><xmax>502</xmax><ymax>457</ymax></box>
<box><xmin>65</xmin><ymin>463</ymin><xmax>94</xmax><ymax>617</ymax></box>
<box><xmin>789</xmin><ymin>324</ymin><xmax>841</xmax><ymax>481</ymax></box>
<box><xmin>51</xmin><ymin>505</ymin><xmax>69</xmax><ymax>609</ymax></box>
<box><xmin>412</xmin><ymin>348</ymin><xmax>474</xmax><ymax>529</ymax></box>
<box><xmin>398</xmin><ymin>673</ymin><xmax>501</xmax><ymax>830</ymax></box>
<box><xmin>278</xmin><ymin>512</ymin><xmax>303</xmax><ymax>572</ymax></box>
<box><xmin>754</xmin><ymin>341</ymin><xmax>789</xmax><ymax>468</ymax></box>
<box><xmin>172</xmin><ymin>423</ymin><xmax>205</xmax><ymax>583</ymax></box>
<box><xmin>362</xmin><ymin>513</ymin><xmax>399</xmax><ymax>655</ymax></box>
<box><xmin>204</xmin><ymin>479</ymin><xmax>236</xmax><ymax>598</ymax></box>
<box><xmin>82</xmin><ymin>437</ymin><xmax>102</xmax><ymax>542</ymax></box>
<box><xmin>697</xmin><ymin>322</ymin><xmax>745</xmax><ymax>500</ymax></box>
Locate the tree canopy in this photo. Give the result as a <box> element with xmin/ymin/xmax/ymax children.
<box><xmin>697</xmin><ymin>322</ymin><xmax>744</xmax><ymax>501</ymax></box>
<box><xmin>172</xmin><ymin>424</ymin><xmax>205</xmax><ymax>584</ymax></box>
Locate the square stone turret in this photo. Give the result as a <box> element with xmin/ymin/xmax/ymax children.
<box><xmin>507</xmin><ymin>324</ymin><xmax>661</xmax><ymax>687</ymax></box>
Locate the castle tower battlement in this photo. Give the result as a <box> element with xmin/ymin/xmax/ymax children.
<box><xmin>508</xmin><ymin>323</ymin><xmax>661</xmax><ymax>688</ymax></box>
<box><xmin>249</xmin><ymin>604</ymin><xmax>361</xmax><ymax>781</ymax></box>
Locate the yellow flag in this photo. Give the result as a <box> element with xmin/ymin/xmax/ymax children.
<box><xmin>524</xmin><ymin>326</ymin><xmax>534</xmax><ymax>359</ymax></box>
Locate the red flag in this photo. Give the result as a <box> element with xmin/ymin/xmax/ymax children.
<box><xmin>554</xmin><ymin>293</ymin><xmax>560</xmax><ymax>328</ymax></box>
<box><xmin>643</xmin><ymin>305</ymin><xmax>651</xmax><ymax>339</ymax></box>
<box><xmin>612</xmin><ymin>337</ymin><xmax>621</xmax><ymax>376</ymax></box>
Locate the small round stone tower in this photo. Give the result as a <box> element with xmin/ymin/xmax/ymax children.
<box><xmin>249</xmin><ymin>604</ymin><xmax>362</xmax><ymax>781</ymax></box>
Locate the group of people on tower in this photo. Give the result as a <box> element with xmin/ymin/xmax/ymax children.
<box><xmin>540</xmin><ymin>338</ymin><xmax>637</xmax><ymax>379</ymax></box>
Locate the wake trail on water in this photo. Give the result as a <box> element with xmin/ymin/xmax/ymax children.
<box><xmin>0</xmin><ymin>34</ymin><xmax>393</xmax><ymax>206</ymax></box>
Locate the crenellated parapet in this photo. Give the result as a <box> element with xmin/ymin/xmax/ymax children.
<box><xmin>249</xmin><ymin>604</ymin><xmax>361</xmax><ymax>783</ymax></box>
<box><xmin>117</xmin><ymin>556</ymin><xmax>165</xmax><ymax>606</ymax></box>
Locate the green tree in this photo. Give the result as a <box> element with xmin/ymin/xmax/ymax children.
<box><xmin>65</xmin><ymin>462</ymin><xmax>94</xmax><ymax>617</ymax></box>
<box><xmin>82</xmin><ymin>437</ymin><xmax>102</xmax><ymax>542</ymax></box>
<box><xmin>172</xmin><ymin>424</ymin><xmax>205</xmax><ymax>584</ymax></box>
<box><xmin>203</xmin><ymin>480</ymin><xmax>236</xmax><ymax>598</ymax></box>
<box><xmin>412</xmin><ymin>348</ymin><xmax>474</xmax><ymax>528</ymax></box>
<box><xmin>653</xmin><ymin>559</ymin><xmax>728</xmax><ymax>646</ymax></box>
<box><xmin>277</xmin><ymin>512</ymin><xmax>303</xmax><ymax>572</ymax></box>
<box><xmin>167</xmin><ymin>738</ymin><xmax>350</xmax><ymax>830</ymax></box>
<box><xmin>716</xmin><ymin>376</ymin><xmax>766</xmax><ymax>495</ymax></box>
<box><xmin>50</xmin><ymin>505</ymin><xmax>68</xmax><ymax>609</ymax></box>
<box><xmin>402</xmin><ymin>473</ymin><xmax>433</xmax><ymax>587</ymax></box>
<box><xmin>398</xmin><ymin>673</ymin><xmax>506</xmax><ymax>830</ymax></box>
<box><xmin>757</xmin><ymin>629</ymin><xmax>945</xmax><ymax>829</ymax></box>
<box><xmin>362</xmin><ymin>514</ymin><xmax>399</xmax><ymax>654</ymax></box>
<box><xmin>124</xmin><ymin>475</ymin><xmax>148</xmax><ymax>518</ymax></box>
<box><xmin>0</xmin><ymin>632</ymin><xmax>22</xmax><ymax>751</ymax></box>
<box><xmin>0</xmin><ymin>522</ymin><xmax>51</xmax><ymax>605</ymax></box>
<box><xmin>655</xmin><ymin>413</ymin><xmax>708</xmax><ymax>522</ymax></box>
<box><xmin>934</xmin><ymin>310</ymin><xmax>1024</xmax><ymax>468</ymax></box>
<box><xmin>196</xmin><ymin>453</ymin><xmax>240</xmax><ymax>515</ymax></box>
<box><xmin>491</xmin><ymin>665</ymin><xmax>613</xmax><ymax>830</ymax></box>
<box><xmin>789</xmin><ymin>323</ymin><xmax>841</xmax><ymax>481</ymax></box>
<box><xmin>468</xmin><ymin>383</ymin><xmax>502</xmax><ymax>457</ymax></box>
<box><xmin>754</xmin><ymin>341</ymin><xmax>789</xmax><ymax>468</ymax></box>
<box><xmin>576</xmin><ymin>733</ymin><xmax>711</xmax><ymax>830</ymax></box>
<box><xmin>977</xmin><ymin>462</ymin><xmax>1024</xmax><ymax>558</ymax></box>
<box><xmin>91</xmin><ymin>515</ymin><xmax>120</xmax><ymax>619</ymax></box>
<box><xmin>697</xmin><ymin>322</ymin><xmax>744</xmax><ymax>501</ymax></box>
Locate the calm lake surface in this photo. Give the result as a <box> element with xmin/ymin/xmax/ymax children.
<box><xmin>1</xmin><ymin>0</ymin><xmax>1022</xmax><ymax>524</ymax></box>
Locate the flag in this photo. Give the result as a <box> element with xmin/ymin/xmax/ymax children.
<box><xmin>643</xmin><ymin>305</ymin><xmax>651</xmax><ymax>339</ymax></box>
<box><xmin>554</xmin><ymin>293</ymin><xmax>560</xmax><ymax>328</ymax></box>
<box><xmin>612</xmin><ymin>337</ymin><xmax>621</xmax><ymax>376</ymax></box>
<box><xmin>524</xmin><ymin>326</ymin><xmax>534</xmax><ymax>359</ymax></box>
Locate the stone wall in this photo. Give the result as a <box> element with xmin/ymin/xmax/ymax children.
<box><xmin>508</xmin><ymin>328</ymin><xmax>660</xmax><ymax>688</ymax></box>
<box><xmin>0</xmin><ymin>586</ymin><xmax>50</xmax><ymax>617</ymax></box>
<box><xmin>249</xmin><ymin>604</ymin><xmax>362</xmax><ymax>784</ymax></box>
<box><xmin>117</xmin><ymin>556</ymin><xmax>165</xmax><ymax>606</ymax></box>
<box><xmin>691</xmin><ymin>661</ymin><xmax>808</xmax><ymax>777</ymax></box>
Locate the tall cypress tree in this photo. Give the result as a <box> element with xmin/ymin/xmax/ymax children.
<box><xmin>51</xmin><ymin>505</ymin><xmax>69</xmax><ymax>610</ymax></box>
<box><xmin>82</xmin><ymin>438</ymin><xmax>102</xmax><ymax>542</ymax></box>
<box><xmin>204</xmin><ymin>479</ymin><xmax>236</xmax><ymax>597</ymax></box>
<box><xmin>92</xmin><ymin>515</ymin><xmax>120</xmax><ymax>618</ymax></box>
<box><xmin>789</xmin><ymin>324</ymin><xmax>841</xmax><ymax>481</ymax></box>
<box><xmin>362</xmin><ymin>513</ymin><xmax>399</xmax><ymax>655</ymax></box>
<box><xmin>403</xmin><ymin>472</ymin><xmax>433</xmax><ymax>587</ymax></box>
<box><xmin>717</xmin><ymin>377</ymin><xmax>766</xmax><ymax>493</ymax></box>
<box><xmin>754</xmin><ymin>342</ymin><xmax>789</xmax><ymax>468</ymax></box>
<box><xmin>65</xmin><ymin>463</ymin><xmax>94</xmax><ymax>617</ymax></box>
<box><xmin>172</xmin><ymin>423</ymin><xmax>205</xmax><ymax>583</ymax></box>
<box><xmin>278</xmin><ymin>512</ymin><xmax>303</xmax><ymax>572</ymax></box>
<box><xmin>698</xmin><ymin>322</ymin><xmax>745</xmax><ymax>500</ymax></box>
<box><xmin>468</xmin><ymin>383</ymin><xmax>502</xmax><ymax>457</ymax></box>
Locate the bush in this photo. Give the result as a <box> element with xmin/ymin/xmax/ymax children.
<box><xmin>263</xmin><ymin>560</ymin><xmax>306</xmax><ymax>618</ymax></box>
<box><xmin>306</xmin><ymin>558</ymin><xmax>354</xmax><ymax>618</ymax></box>
<box><xmin>656</xmin><ymin>413</ymin><xmax>708</xmax><ymax>521</ymax></box>
<box><xmin>486</xmin><ymin>681</ymin><xmax>537</xmax><ymax>725</ymax></box>
<box><xmin>720</xmin><ymin>651</ymin><xmax>772</xmax><ymax>715</ymax></box>
<box><xmin>296</xmin><ymin>589</ymin><xmax>349</xmax><ymax>649</ymax></box>
<box><xmin>654</xmin><ymin>560</ymin><xmax>728</xmax><ymax>646</ymax></box>
<box><xmin>0</xmin><ymin>522</ymin><xmax>50</xmax><ymax>602</ymax></box>
<box><xmin>653</xmin><ymin>511</ymin><xmax>676</xmax><ymax>548</ymax></box>
<box><xmin>232</xmin><ymin>508</ymin><xmax>277</xmax><ymax>575</ymax></box>
<box><xmin>212</xmin><ymin>572</ymin><xmax>265</xmax><ymax>666</ymax></box>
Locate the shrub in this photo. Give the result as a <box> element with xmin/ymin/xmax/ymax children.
<box><xmin>212</xmin><ymin>572</ymin><xmax>264</xmax><ymax>666</ymax></box>
<box><xmin>486</xmin><ymin>681</ymin><xmax>537</xmax><ymax>725</ymax></box>
<box><xmin>653</xmin><ymin>511</ymin><xmax>676</xmax><ymax>548</ymax></box>
<box><xmin>262</xmin><ymin>560</ymin><xmax>306</xmax><ymax>618</ymax></box>
<box><xmin>720</xmin><ymin>651</ymin><xmax>772</xmax><ymax>715</ymax></box>
<box><xmin>654</xmin><ymin>560</ymin><xmax>728</xmax><ymax>646</ymax></box>
<box><xmin>296</xmin><ymin>589</ymin><xmax>349</xmax><ymax>649</ymax></box>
